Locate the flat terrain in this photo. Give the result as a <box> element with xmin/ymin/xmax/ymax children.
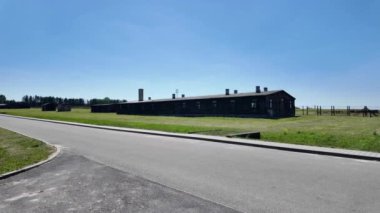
<box><xmin>0</xmin><ymin>152</ymin><xmax>236</xmax><ymax>213</ymax></box>
<box><xmin>1</xmin><ymin>108</ymin><xmax>380</xmax><ymax>152</ymax></box>
<box><xmin>1</xmin><ymin>115</ymin><xmax>380</xmax><ymax>213</ymax></box>
<box><xmin>0</xmin><ymin>127</ymin><xmax>54</xmax><ymax>175</ymax></box>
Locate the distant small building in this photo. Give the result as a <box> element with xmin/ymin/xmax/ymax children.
<box><xmin>57</xmin><ymin>104</ymin><xmax>71</xmax><ymax>112</ymax></box>
<box><xmin>0</xmin><ymin>102</ymin><xmax>30</xmax><ymax>109</ymax></box>
<box><xmin>41</xmin><ymin>103</ymin><xmax>57</xmax><ymax>111</ymax></box>
<box><xmin>91</xmin><ymin>103</ymin><xmax>118</xmax><ymax>113</ymax></box>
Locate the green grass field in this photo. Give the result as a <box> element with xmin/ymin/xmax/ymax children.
<box><xmin>0</xmin><ymin>127</ymin><xmax>55</xmax><ymax>175</ymax></box>
<box><xmin>1</xmin><ymin>108</ymin><xmax>380</xmax><ymax>153</ymax></box>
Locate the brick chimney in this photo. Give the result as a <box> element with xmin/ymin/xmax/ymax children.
<box><xmin>138</xmin><ymin>89</ymin><xmax>144</xmax><ymax>101</ymax></box>
<box><xmin>256</xmin><ymin>86</ymin><xmax>261</xmax><ymax>93</ymax></box>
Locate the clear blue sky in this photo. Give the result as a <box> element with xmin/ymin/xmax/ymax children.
<box><xmin>1</xmin><ymin>0</ymin><xmax>379</xmax><ymax>107</ymax></box>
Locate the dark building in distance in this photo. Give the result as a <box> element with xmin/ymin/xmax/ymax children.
<box><xmin>115</xmin><ymin>87</ymin><xmax>295</xmax><ymax>118</ymax></box>
<box><xmin>41</xmin><ymin>103</ymin><xmax>57</xmax><ymax>111</ymax></box>
<box><xmin>0</xmin><ymin>102</ymin><xmax>30</xmax><ymax>109</ymax></box>
<box><xmin>57</xmin><ymin>104</ymin><xmax>71</xmax><ymax>112</ymax></box>
<box><xmin>91</xmin><ymin>103</ymin><xmax>118</xmax><ymax>113</ymax></box>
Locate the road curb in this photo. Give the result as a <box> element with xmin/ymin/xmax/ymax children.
<box><xmin>1</xmin><ymin>114</ymin><xmax>380</xmax><ymax>162</ymax></box>
<box><xmin>0</xmin><ymin>135</ymin><xmax>62</xmax><ymax>180</ymax></box>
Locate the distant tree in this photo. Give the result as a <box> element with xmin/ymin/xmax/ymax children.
<box><xmin>78</xmin><ymin>98</ymin><xmax>84</xmax><ymax>106</ymax></box>
<box><xmin>55</xmin><ymin>97</ymin><xmax>63</xmax><ymax>104</ymax></box>
<box><xmin>20</xmin><ymin>94</ymin><xmax>87</xmax><ymax>107</ymax></box>
<box><xmin>28</xmin><ymin>95</ymin><xmax>33</xmax><ymax>105</ymax></box>
<box><xmin>0</xmin><ymin>94</ymin><xmax>6</xmax><ymax>103</ymax></box>
<box><xmin>22</xmin><ymin>95</ymin><xmax>28</xmax><ymax>103</ymax></box>
<box><xmin>89</xmin><ymin>97</ymin><xmax>122</xmax><ymax>105</ymax></box>
<box><xmin>34</xmin><ymin>95</ymin><xmax>41</xmax><ymax>106</ymax></box>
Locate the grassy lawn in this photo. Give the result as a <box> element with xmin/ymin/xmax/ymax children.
<box><xmin>0</xmin><ymin>127</ymin><xmax>55</xmax><ymax>175</ymax></box>
<box><xmin>1</xmin><ymin>108</ymin><xmax>380</xmax><ymax>153</ymax></box>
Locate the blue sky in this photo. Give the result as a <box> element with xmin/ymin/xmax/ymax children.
<box><xmin>1</xmin><ymin>0</ymin><xmax>379</xmax><ymax>107</ymax></box>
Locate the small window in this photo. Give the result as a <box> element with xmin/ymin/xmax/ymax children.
<box><xmin>269</xmin><ymin>99</ymin><xmax>273</xmax><ymax>109</ymax></box>
<box><xmin>212</xmin><ymin>100</ymin><xmax>217</xmax><ymax>108</ymax></box>
<box><xmin>196</xmin><ymin>101</ymin><xmax>201</xmax><ymax>109</ymax></box>
<box><xmin>290</xmin><ymin>101</ymin><xmax>292</xmax><ymax>109</ymax></box>
<box><xmin>182</xmin><ymin>102</ymin><xmax>186</xmax><ymax>109</ymax></box>
<box><xmin>230</xmin><ymin>100</ymin><xmax>235</xmax><ymax>108</ymax></box>
<box><xmin>251</xmin><ymin>100</ymin><xmax>256</xmax><ymax>109</ymax></box>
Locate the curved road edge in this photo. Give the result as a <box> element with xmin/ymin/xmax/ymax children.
<box><xmin>0</xmin><ymin>131</ymin><xmax>62</xmax><ymax>180</ymax></box>
<box><xmin>1</xmin><ymin>114</ymin><xmax>380</xmax><ymax>161</ymax></box>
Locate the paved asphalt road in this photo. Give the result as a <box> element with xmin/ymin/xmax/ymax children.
<box><xmin>1</xmin><ymin>152</ymin><xmax>236</xmax><ymax>213</ymax></box>
<box><xmin>1</xmin><ymin>115</ymin><xmax>380</xmax><ymax>212</ymax></box>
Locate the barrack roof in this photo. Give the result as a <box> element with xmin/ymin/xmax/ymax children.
<box><xmin>123</xmin><ymin>90</ymin><xmax>294</xmax><ymax>104</ymax></box>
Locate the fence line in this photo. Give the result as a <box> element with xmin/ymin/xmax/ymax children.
<box><xmin>298</xmin><ymin>106</ymin><xmax>379</xmax><ymax>117</ymax></box>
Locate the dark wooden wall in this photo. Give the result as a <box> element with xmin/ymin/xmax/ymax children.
<box><xmin>265</xmin><ymin>93</ymin><xmax>295</xmax><ymax>117</ymax></box>
<box><xmin>41</xmin><ymin>103</ymin><xmax>57</xmax><ymax>111</ymax></box>
<box><xmin>91</xmin><ymin>104</ymin><xmax>118</xmax><ymax>113</ymax></box>
<box><xmin>117</xmin><ymin>91</ymin><xmax>295</xmax><ymax>118</ymax></box>
<box><xmin>0</xmin><ymin>102</ymin><xmax>30</xmax><ymax>109</ymax></box>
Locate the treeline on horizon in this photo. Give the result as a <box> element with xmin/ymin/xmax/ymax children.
<box><xmin>0</xmin><ymin>94</ymin><xmax>125</xmax><ymax>106</ymax></box>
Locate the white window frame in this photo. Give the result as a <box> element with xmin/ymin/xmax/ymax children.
<box><xmin>251</xmin><ymin>100</ymin><xmax>256</xmax><ymax>109</ymax></box>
